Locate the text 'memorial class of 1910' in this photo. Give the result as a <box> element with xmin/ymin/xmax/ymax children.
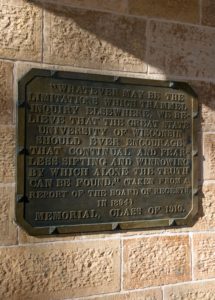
<box><xmin>16</xmin><ymin>69</ymin><xmax>198</xmax><ymax>235</ymax></box>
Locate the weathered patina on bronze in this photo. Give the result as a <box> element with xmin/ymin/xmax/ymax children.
<box><xmin>16</xmin><ymin>69</ymin><xmax>198</xmax><ymax>235</ymax></box>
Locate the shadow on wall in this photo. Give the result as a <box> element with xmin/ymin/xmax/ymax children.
<box><xmin>31</xmin><ymin>0</ymin><xmax>215</xmax><ymax>79</ymax></box>
<box><xmin>28</xmin><ymin>0</ymin><xmax>208</xmax><ymax>228</ymax></box>
<box><xmin>38</xmin><ymin>0</ymin><xmax>149</xmax><ymax>73</ymax></box>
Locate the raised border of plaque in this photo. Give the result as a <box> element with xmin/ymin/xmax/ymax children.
<box><xmin>16</xmin><ymin>69</ymin><xmax>198</xmax><ymax>236</ymax></box>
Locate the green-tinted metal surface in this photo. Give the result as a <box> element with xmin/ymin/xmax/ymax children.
<box><xmin>16</xmin><ymin>69</ymin><xmax>198</xmax><ymax>236</ymax></box>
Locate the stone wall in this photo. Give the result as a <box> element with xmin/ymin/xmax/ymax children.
<box><xmin>1</xmin><ymin>0</ymin><xmax>215</xmax><ymax>299</ymax></box>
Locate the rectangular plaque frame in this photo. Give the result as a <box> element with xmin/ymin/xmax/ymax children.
<box><xmin>16</xmin><ymin>69</ymin><xmax>198</xmax><ymax>235</ymax></box>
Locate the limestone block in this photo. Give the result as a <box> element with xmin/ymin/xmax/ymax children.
<box><xmin>0</xmin><ymin>240</ymin><xmax>120</xmax><ymax>299</ymax></box>
<box><xmin>203</xmin><ymin>134</ymin><xmax>215</xmax><ymax>180</ymax></box>
<box><xmin>148</xmin><ymin>21</ymin><xmax>215</xmax><ymax>78</ymax></box>
<box><xmin>18</xmin><ymin>227</ymin><xmax>77</xmax><ymax>244</ymax></box>
<box><xmin>84</xmin><ymin>289</ymin><xmax>162</xmax><ymax>300</ymax></box>
<box><xmin>0</xmin><ymin>2</ymin><xmax>42</xmax><ymax>61</ymax></box>
<box><xmin>164</xmin><ymin>280</ymin><xmax>215</xmax><ymax>300</ymax></box>
<box><xmin>123</xmin><ymin>235</ymin><xmax>191</xmax><ymax>289</ymax></box>
<box><xmin>18</xmin><ymin>226</ymin><xmax>117</xmax><ymax>244</ymax></box>
<box><xmin>191</xmin><ymin>81</ymin><xmax>215</xmax><ymax>131</ymax></box>
<box><xmin>193</xmin><ymin>233</ymin><xmax>215</xmax><ymax>280</ymax></box>
<box><xmin>0</xmin><ymin>186</ymin><xmax>17</xmax><ymax>245</ymax></box>
<box><xmin>164</xmin><ymin>182</ymin><xmax>215</xmax><ymax>233</ymax></box>
<box><xmin>0</xmin><ymin>61</ymin><xmax>13</xmax><ymax>125</ymax></box>
<box><xmin>202</xmin><ymin>0</ymin><xmax>215</xmax><ymax>27</ymax></box>
<box><xmin>128</xmin><ymin>0</ymin><xmax>199</xmax><ymax>24</ymax></box>
<box><xmin>38</xmin><ymin>0</ymin><xmax>128</xmax><ymax>13</ymax></box>
<box><xmin>0</xmin><ymin>0</ymin><xmax>25</xmax><ymax>5</ymax></box>
<box><xmin>44</xmin><ymin>7</ymin><xmax>147</xmax><ymax>72</ymax></box>
<box><xmin>193</xmin><ymin>184</ymin><xmax>215</xmax><ymax>230</ymax></box>
<box><xmin>0</xmin><ymin>126</ymin><xmax>15</xmax><ymax>183</ymax></box>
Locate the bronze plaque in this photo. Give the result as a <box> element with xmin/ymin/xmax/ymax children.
<box><xmin>17</xmin><ymin>69</ymin><xmax>198</xmax><ymax>235</ymax></box>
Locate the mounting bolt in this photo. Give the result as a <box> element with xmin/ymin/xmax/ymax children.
<box><xmin>193</xmin><ymin>189</ymin><xmax>198</xmax><ymax>196</ymax></box>
<box><xmin>18</xmin><ymin>148</ymin><xmax>29</xmax><ymax>155</ymax></box>
<box><xmin>18</xmin><ymin>101</ymin><xmax>25</xmax><ymax>108</ymax></box>
<box><xmin>193</xmin><ymin>150</ymin><xmax>198</xmax><ymax>157</ymax></box>
<box><xmin>113</xmin><ymin>76</ymin><xmax>119</xmax><ymax>82</ymax></box>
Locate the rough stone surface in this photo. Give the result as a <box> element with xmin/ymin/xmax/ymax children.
<box><xmin>0</xmin><ymin>2</ymin><xmax>42</xmax><ymax>61</ymax></box>
<box><xmin>0</xmin><ymin>0</ymin><xmax>25</xmax><ymax>5</ymax></box>
<box><xmin>149</xmin><ymin>21</ymin><xmax>215</xmax><ymax>78</ymax></box>
<box><xmin>191</xmin><ymin>81</ymin><xmax>215</xmax><ymax>131</ymax></box>
<box><xmin>197</xmin><ymin>132</ymin><xmax>203</xmax><ymax>183</ymax></box>
<box><xmin>202</xmin><ymin>0</ymin><xmax>215</xmax><ymax>27</ymax></box>
<box><xmin>0</xmin><ymin>61</ymin><xmax>13</xmax><ymax>125</ymax></box>
<box><xmin>39</xmin><ymin>0</ymin><xmax>128</xmax><ymax>13</ymax></box>
<box><xmin>203</xmin><ymin>134</ymin><xmax>215</xmax><ymax>180</ymax></box>
<box><xmin>18</xmin><ymin>228</ymin><xmax>76</xmax><ymax>244</ymax></box>
<box><xmin>123</xmin><ymin>235</ymin><xmax>191</xmax><ymax>289</ymax></box>
<box><xmin>0</xmin><ymin>240</ymin><xmax>120</xmax><ymax>299</ymax></box>
<box><xmin>164</xmin><ymin>280</ymin><xmax>215</xmax><ymax>300</ymax></box>
<box><xmin>84</xmin><ymin>289</ymin><xmax>162</xmax><ymax>300</ymax></box>
<box><xmin>128</xmin><ymin>0</ymin><xmax>199</xmax><ymax>24</ymax></box>
<box><xmin>0</xmin><ymin>126</ymin><xmax>15</xmax><ymax>183</ymax></box>
<box><xmin>18</xmin><ymin>227</ymin><xmax>117</xmax><ymax>244</ymax></box>
<box><xmin>193</xmin><ymin>184</ymin><xmax>215</xmax><ymax>230</ymax></box>
<box><xmin>0</xmin><ymin>186</ymin><xmax>17</xmax><ymax>245</ymax></box>
<box><xmin>193</xmin><ymin>233</ymin><xmax>215</xmax><ymax>280</ymax></box>
<box><xmin>165</xmin><ymin>185</ymin><xmax>211</xmax><ymax>233</ymax></box>
<box><xmin>44</xmin><ymin>7</ymin><xmax>147</xmax><ymax>72</ymax></box>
